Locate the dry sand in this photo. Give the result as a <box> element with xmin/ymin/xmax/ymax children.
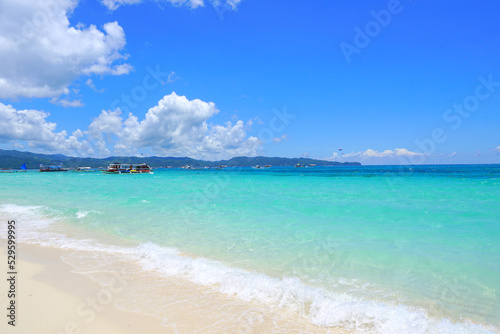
<box><xmin>0</xmin><ymin>244</ymin><xmax>174</xmax><ymax>334</ymax></box>
<box><xmin>0</xmin><ymin>243</ymin><xmax>339</xmax><ymax>334</ymax></box>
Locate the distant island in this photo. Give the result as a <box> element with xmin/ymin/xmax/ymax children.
<box><xmin>0</xmin><ymin>149</ymin><xmax>360</xmax><ymax>169</ymax></box>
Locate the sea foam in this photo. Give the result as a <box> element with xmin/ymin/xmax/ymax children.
<box><xmin>0</xmin><ymin>203</ymin><xmax>498</xmax><ymax>333</ymax></box>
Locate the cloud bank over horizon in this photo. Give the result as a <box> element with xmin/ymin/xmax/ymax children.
<box><xmin>326</xmin><ymin>148</ymin><xmax>429</xmax><ymax>165</ymax></box>
<box><xmin>0</xmin><ymin>92</ymin><xmax>260</xmax><ymax>160</ymax></box>
<box><xmin>1</xmin><ymin>95</ymin><xmax>495</xmax><ymax>164</ymax></box>
<box><xmin>1</xmin><ymin>93</ymin><xmax>470</xmax><ymax>163</ymax></box>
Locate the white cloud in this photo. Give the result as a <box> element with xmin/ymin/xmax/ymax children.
<box><xmin>11</xmin><ymin>142</ymin><xmax>24</xmax><ymax>149</ymax></box>
<box><xmin>101</xmin><ymin>0</ymin><xmax>242</xmax><ymax>11</ymax></box>
<box><xmin>212</xmin><ymin>0</ymin><xmax>242</xmax><ymax>10</ymax></box>
<box><xmin>88</xmin><ymin>109</ymin><xmax>123</xmax><ymax>139</ymax></box>
<box><xmin>119</xmin><ymin>92</ymin><xmax>220</xmax><ymax>149</ymax></box>
<box><xmin>87</xmin><ymin>109</ymin><xmax>124</xmax><ymax>155</ymax></box>
<box><xmin>0</xmin><ymin>0</ymin><xmax>130</xmax><ymax>100</ymax></box>
<box><xmin>89</xmin><ymin>92</ymin><xmax>261</xmax><ymax>159</ymax></box>
<box><xmin>101</xmin><ymin>0</ymin><xmax>142</xmax><ymax>11</ymax></box>
<box><xmin>50</xmin><ymin>97</ymin><xmax>85</xmax><ymax>108</ymax></box>
<box><xmin>1</xmin><ymin>93</ymin><xmax>260</xmax><ymax>159</ymax></box>
<box><xmin>272</xmin><ymin>134</ymin><xmax>288</xmax><ymax>143</ymax></box>
<box><xmin>166</xmin><ymin>71</ymin><xmax>179</xmax><ymax>83</ymax></box>
<box><xmin>364</xmin><ymin>148</ymin><xmax>424</xmax><ymax>158</ymax></box>
<box><xmin>328</xmin><ymin>148</ymin><xmax>426</xmax><ymax>163</ymax></box>
<box><xmin>86</xmin><ymin>79</ymin><xmax>95</xmax><ymax>89</ymax></box>
<box><xmin>86</xmin><ymin>79</ymin><xmax>104</xmax><ymax>93</ymax></box>
<box><xmin>494</xmin><ymin>146</ymin><xmax>500</xmax><ymax>153</ymax></box>
<box><xmin>0</xmin><ymin>102</ymin><xmax>92</xmax><ymax>155</ymax></box>
<box><xmin>201</xmin><ymin>120</ymin><xmax>260</xmax><ymax>159</ymax></box>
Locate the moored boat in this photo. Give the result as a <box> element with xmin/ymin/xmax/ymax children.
<box><xmin>39</xmin><ymin>164</ymin><xmax>69</xmax><ymax>172</ymax></box>
<box><xmin>104</xmin><ymin>163</ymin><xmax>153</xmax><ymax>174</ymax></box>
<box><xmin>75</xmin><ymin>166</ymin><xmax>93</xmax><ymax>172</ymax></box>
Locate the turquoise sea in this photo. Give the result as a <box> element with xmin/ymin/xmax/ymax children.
<box><xmin>1</xmin><ymin>165</ymin><xmax>499</xmax><ymax>333</ymax></box>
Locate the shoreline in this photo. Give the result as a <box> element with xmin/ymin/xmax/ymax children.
<box><xmin>0</xmin><ymin>194</ymin><xmax>498</xmax><ymax>333</ymax></box>
<box><xmin>0</xmin><ymin>242</ymin><xmax>335</xmax><ymax>333</ymax></box>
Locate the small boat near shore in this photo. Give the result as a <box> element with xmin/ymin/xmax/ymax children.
<box><xmin>39</xmin><ymin>164</ymin><xmax>69</xmax><ymax>172</ymax></box>
<box><xmin>1</xmin><ymin>163</ymin><xmax>28</xmax><ymax>173</ymax></box>
<box><xmin>75</xmin><ymin>166</ymin><xmax>93</xmax><ymax>172</ymax></box>
<box><xmin>0</xmin><ymin>168</ymin><xmax>14</xmax><ymax>173</ymax></box>
<box><xmin>252</xmin><ymin>165</ymin><xmax>271</xmax><ymax>169</ymax></box>
<box><xmin>104</xmin><ymin>163</ymin><xmax>153</xmax><ymax>174</ymax></box>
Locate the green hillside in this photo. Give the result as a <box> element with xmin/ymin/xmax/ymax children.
<box><xmin>0</xmin><ymin>149</ymin><xmax>360</xmax><ymax>169</ymax></box>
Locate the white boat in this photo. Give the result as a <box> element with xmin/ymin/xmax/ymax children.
<box><xmin>104</xmin><ymin>163</ymin><xmax>153</xmax><ymax>174</ymax></box>
<box><xmin>75</xmin><ymin>166</ymin><xmax>93</xmax><ymax>172</ymax></box>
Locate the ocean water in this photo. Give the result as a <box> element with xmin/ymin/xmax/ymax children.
<box><xmin>1</xmin><ymin>165</ymin><xmax>499</xmax><ymax>333</ymax></box>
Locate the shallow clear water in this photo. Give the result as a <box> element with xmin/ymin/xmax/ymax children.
<box><xmin>1</xmin><ymin>165</ymin><xmax>499</xmax><ymax>332</ymax></box>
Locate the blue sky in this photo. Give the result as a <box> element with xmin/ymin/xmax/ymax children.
<box><xmin>0</xmin><ymin>0</ymin><xmax>499</xmax><ymax>164</ymax></box>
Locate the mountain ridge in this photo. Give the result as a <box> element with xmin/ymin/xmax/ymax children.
<box><xmin>0</xmin><ymin>149</ymin><xmax>360</xmax><ymax>168</ymax></box>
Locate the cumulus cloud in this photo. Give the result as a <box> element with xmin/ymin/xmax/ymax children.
<box><xmin>87</xmin><ymin>109</ymin><xmax>124</xmax><ymax>155</ymax></box>
<box><xmin>87</xmin><ymin>92</ymin><xmax>260</xmax><ymax>159</ymax></box>
<box><xmin>118</xmin><ymin>92</ymin><xmax>220</xmax><ymax>151</ymax></box>
<box><xmin>494</xmin><ymin>146</ymin><xmax>500</xmax><ymax>154</ymax></box>
<box><xmin>0</xmin><ymin>102</ymin><xmax>92</xmax><ymax>155</ymax></box>
<box><xmin>1</xmin><ymin>93</ymin><xmax>260</xmax><ymax>158</ymax></box>
<box><xmin>201</xmin><ymin>120</ymin><xmax>260</xmax><ymax>158</ymax></box>
<box><xmin>0</xmin><ymin>0</ymin><xmax>130</xmax><ymax>100</ymax></box>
